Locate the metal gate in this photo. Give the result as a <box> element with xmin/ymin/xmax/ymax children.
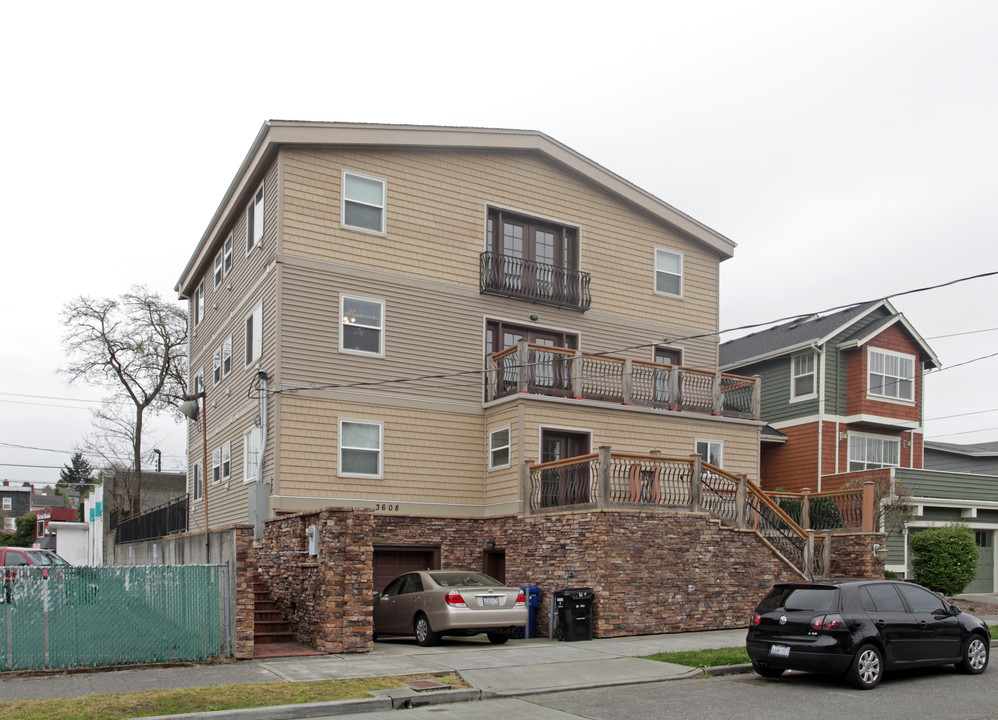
<box><xmin>1</xmin><ymin>564</ymin><xmax>229</xmax><ymax>672</ymax></box>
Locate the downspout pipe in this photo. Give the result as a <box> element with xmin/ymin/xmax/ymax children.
<box><xmin>813</xmin><ymin>343</ymin><xmax>825</xmax><ymax>493</ymax></box>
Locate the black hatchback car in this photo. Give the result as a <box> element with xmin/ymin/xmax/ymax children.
<box><xmin>747</xmin><ymin>580</ymin><xmax>990</xmax><ymax>689</ymax></box>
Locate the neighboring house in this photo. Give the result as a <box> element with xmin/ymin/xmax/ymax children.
<box><xmin>719</xmin><ymin>300</ymin><xmax>940</xmax><ymax>493</ymax></box>
<box><xmin>0</xmin><ymin>480</ymin><xmax>32</xmax><ymax>532</ymax></box>
<box><xmin>34</xmin><ymin>508</ymin><xmax>79</xmax><ymax>543</ymax></box>
<box><xmin>924</xmin><ymin>441</ymin><xmax>998</xmax><ymax>475</ymax></box>
<box><xmin>174</xmin><ymin>121</ymin><xmax>768</xmax><ymax>580</ymax></box>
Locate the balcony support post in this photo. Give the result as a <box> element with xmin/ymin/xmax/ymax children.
<box><xmin>712</xmin><ymin>372</ymin><xmax>723</xmax><ymax>415</ymax></box>
<box><xmin>517</xmin><ymin>339</ymin><xmax>530</xmax><ymax>393</ymax></box>
<box><xmin>752</xmin><ymin>375</ymin><xmax>762</xmax><ymax>419</ymax></box>
<box><xmin>804</xmin><ymin>530</ymin><xmax>815</xmax><ymax>578</ymax></box>
<box><xmin>801</xmin><ymin>488</ymin><xmax>812</xmax><ymax>531</ymax></box>
<box><xmin>669</xmin><ymin>368</ymin><xmax>681</xmax><ymax>411</ymax></box>
<box><xmin>690</xmin><ymin>453</ymin><xmax>702</xmax><ymax>512</ymax></box>
<box><xmin>486</xmin><ymin>354</ymin><xmax>498</xmax><ymax>401</ymax></box>
<box><xmin>598</xmin><ymin>445</ymin><xmax>611</xmax><ymax>510</ymax></box>
<box><xmin>862</xmin><ymin>480</ymin><xmax>876</xmax><ymax>532</ymax></box>
<box><xmin>622</xmin><ymin>359</ymin><xmax>633</xmax><ymax>404</ymax></box>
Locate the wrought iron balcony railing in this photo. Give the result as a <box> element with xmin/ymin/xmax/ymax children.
<box><xmin>480</xmin><ymin>251</ymin><xmax>591</xmax><ymax>311</ymax></box>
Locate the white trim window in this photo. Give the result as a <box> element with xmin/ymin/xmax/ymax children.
<box><xmin>489</xmin><ymin>427</ymin><xmax>511</xmax><ymax>470</ymax></box>
<box><xmin>192</xmin><ymin>460</ymin><xmax>203</xmax><ymax>501</ymax></box>
<box><xmin>223</xmin><ymin>233</ymin><xmax>233</xmax><ymax>274</ymax></box>
<box><xmin>339</xmin><ymin>419</ymin><xmax>383</xmax><ymax>478</ymax></box>
<box><xmin>340</xmin><ymin>295</ymin><xmax>384</xmax><ymax>356</ymax></box>
<box><xmin>1</xmin><ymin>497</ymin><xmax>11</xmax><ymax>511</ymax></box>
<box><xmin>192</xmin><ymin>281</ymin><xmax>205</xmax><ymax>328</ymax></box>
<box><xmin>695</xmin><ymin>439</ymin><xmax>723</xmax><ymax>467</ymax></box>
<box><xmin>791</xmin><ymin>351</ymin><xmax>817</xmax><ymax>400</ymax></box>
<box><xmin>212</xmin><ymin>448</ymin><xmax>222</xmax><ymax>484</ymax></box>
<box><xmin>243</xmin><ymin>427</ymin><xmax>262</xmax><ymax>482</ymax></box>
<box><xmin>654</xmin><ymin>248</ymin><xmax>683</xmax><ymax>297</ymax></box>
<box><xmin>214</xmin><ymin>251</ymin><xmax>223</xmax><ymax>289</ymax></box>
<box><xmin>342</xmin><ymin>171</ymin><xmax>386</xmax><ymax>234</ymax></box>
<box><xmin>221</xmin><ymin>441</ymin><xmax>231</xmax><ymax>482</ymax></box>
<box><xmin>848</xmin><ymin>433</ymin><xmax>900</xmax><ymax>471</ymax></box>
<box><xmin>245</xmin><ymin>302</ymin><xmax>263</xmax><ymax>367</ymax></box>
<box><xmin>222</xmin><ymin>336</ymin><xmax>232</xmax><ymax>377</ymax></box>
<box><xmin>213</xmin><ymin>348</ymin><xmax>223</xmax><ymax>385</ymax></box>
<box><xmin>247</xmin><ymin>183</ymin><xmax>265</xmax><ymax>253</ymax></box>
<box><xmin>868</xmin><ymin>348</ymin><xmax>915</xmax><ymax>402</ymax></box>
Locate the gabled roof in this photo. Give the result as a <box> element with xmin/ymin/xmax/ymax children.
<box><xmin>176</xmin><ymin>121</ymin><xmax>737</xmax><ymax>296</ymax></box>
<box><xmin>924</xmin><ymin>441</ymin><xmax>998</xmax><ymax>457</ymax></box>
<box><xmin>719</xmin><ymin>299</ymin><xmax>941</xmax><ymax>370</ymax></box>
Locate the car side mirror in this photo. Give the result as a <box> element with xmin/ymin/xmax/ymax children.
<box><xmin>948</xmin><ymin>604</ymin><xmax>961</xmax><ymax>616</ymax></box>
<box><xmin>373</xmin><ymin>591</ymin><xmax>381</xmax><ymax>600</ymax></box>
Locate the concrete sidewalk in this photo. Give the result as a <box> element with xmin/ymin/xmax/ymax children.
<box><xmin>0</xmin><ymin>628</ymin><xmax>747</xmax><ymax>707</ymax></box>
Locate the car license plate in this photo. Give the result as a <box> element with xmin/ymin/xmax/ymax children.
<box><xmin>482</xmin><ymin>596</ymin><xmax>499</xmax><ymax>606</ymax></box>
<box><xmin>769</xmin><ymin>644</ymin><xmax>790</xmax><ymax>657</ymax></box>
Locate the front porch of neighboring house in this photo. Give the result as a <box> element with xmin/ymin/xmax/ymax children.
<box><xmin>487</xmin><ymin>340</ymin><xmax>760</xmax><ymax>419</ymax></box>
<box><xmin>523</xmin><ymin>446</ymin><xmax>881</xmax><ymax>580</ymax></box>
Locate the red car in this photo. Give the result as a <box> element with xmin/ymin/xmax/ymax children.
<box><xmin>0</xmin><ymin>547</ymin><xmax>70</xmax><ymax>568</ymax></box>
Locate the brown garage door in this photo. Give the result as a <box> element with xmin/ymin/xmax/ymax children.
<box><xmin>372</xmin><ymin>546</ymin><xmax>439</xmax><ymax>592</ymax></box>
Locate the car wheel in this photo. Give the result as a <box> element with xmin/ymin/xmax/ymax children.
<box><xmin>956</xmin><ymin>635</ymin><xmax>989</xmax><ymax>674</ymax></box>
<box><xmin>751</xmin><ymin>661</ymin><xmax>785</xmax><ymax>678</ymax></box>
<box><xmin>487</xmin><ymin>631</ymin><xmax>509</xmax><ymax>645</ymax></box>
<box><xmin>847</xmin><ymin>644</ymin><xmax>883</xmax><ymax>690</ymax></box>
<box><xmin>414</xmin><ymin>614</ymin><xmax>440</xmax><ymax>647</ymax></box>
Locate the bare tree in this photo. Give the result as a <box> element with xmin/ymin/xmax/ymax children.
<box><xmin>61</xmin><ymin>285</ymin><xmax>188</xmax><ymax>514</ymax></box>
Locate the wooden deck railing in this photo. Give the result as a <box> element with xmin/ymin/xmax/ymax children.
<box><xmin>525</xmin><ymin>447</ymin><xmax>823</xmax><ymax>578</ymax></box>
<box><xmin>488</xmin><ymin>340</ymin><xmax>760</xmax><ymax>420</ymax></box>
<box><xmin>768</xmin><ymin>488</ymin><xmax>872</xmax><ymax>532</ymax></box>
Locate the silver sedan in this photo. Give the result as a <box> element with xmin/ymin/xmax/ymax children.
<box><xmin>373</xmin><ymin>570</ymin><xmax>528</xmax><ymax>646</ymax></box>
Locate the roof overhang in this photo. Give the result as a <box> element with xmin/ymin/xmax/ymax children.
<box><xmin>176</xmin><ymin>121</ymin><xmax>737</xmax><ymax>296</ymax></box>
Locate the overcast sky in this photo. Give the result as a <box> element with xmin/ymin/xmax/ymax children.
<box><xmin>2</xmin><ymin>0</ymin><xmax>996</xmax><ymax>488</ymax></box>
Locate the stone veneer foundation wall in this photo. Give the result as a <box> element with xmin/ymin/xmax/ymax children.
<box><xmin>252</xmin><ymin>508</ymin><xmax>884</xmax><ymax>652</ymax></box>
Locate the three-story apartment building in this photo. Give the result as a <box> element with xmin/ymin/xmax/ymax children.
<box><xmin>176</xmin><ymin>121</ymin><xmax>764</xmax><ymax>532</ymax></box>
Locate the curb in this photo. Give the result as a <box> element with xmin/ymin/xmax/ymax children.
<box><xmin>137</xmin><ymin>689</ymin><xmax>488</xmax><ymax>720</ymax></box>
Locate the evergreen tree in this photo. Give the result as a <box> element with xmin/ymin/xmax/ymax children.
<box><xmin>56</xmin><ymin>451</ymin><xmax>97</xmax><ymax>506</ymax></box>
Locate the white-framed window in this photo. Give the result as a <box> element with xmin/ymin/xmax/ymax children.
<box><xmin>213</xmin><ymin>348</ymin><xmax>222</xmax><ymax>385</ymax></box>
<box><xmin>214</xmin><ymin>251</ymin><xmax>223</xmax><ymax>289</ymax></box>
<box><xmin>339</xmin><ymin>419</ymin><xmax>383</xmax><ymax>478</ymax></box>
<box><xmin>192</xmin><ymin>369</ymin><xmax>204</xmax><ymax>411</ymax></box>
<box><xmin>192</xmin><ymin>460</ymin><xmax>203</xmax><ymax>501</ymax></box>
<box><xmin>868</xmin><ymin>348</ymin><xmax>915</xmax><ymax>402</ymax></box>
<box><xmin>244</xmin><ymin>426</ymin><xmax>261</xmax><ymax>482</ymax></box>
<box><xmin>342</xmin><ymin>171</ymin><xmax>386</xmax><ymax>234</ymax></box>
<box><xmin>654</xmin><ymin>248</ymin><xmax>683</xmax><ymax>297</ymax></box>
<box><xmin>223</xmin><ymin>233</ymin><xmax>233</xmax><ymax>273</ymax></box>
<box><xmin>222</xmin><ymin>336</ymin><xmax>232</xmax><ymax>377</ymax></box>
<box><xmin>489</xmin><ymin>427</ymin><xmax>511</xmax><ymax>470</ymax></box>
<box><xmin>221</xmin><ymin>441</ymin><xmax>231</xmax><ymax>482</ymax></box>
<box><xmin>791</xmin><ymin>351</ymin><xmax>817</xmax><ymax>400</ymax></box>
<box><xmin>695</xmin><ymin>439</ymin><xmax>723</xmax><ymax>467</ymax></box>
<box><xmin>212</xmin><ymin>448</ymin><xmax>221</xmax><ymax>484</ymax></box>
<box><xmin>1</xmin><ymin>497</ymin><xmax>11</xmax><ymax>511</ymax></box>
<box><xmin>247</xmin><ymin>183</ymin><xmax>264</xmax><ymax>253</ymax></box>
<box><xmin>192</xmin><ymin>281</ymin><xmax>205</xmax><ymax>327</ymax></box>
<box><xmin>245</xmin><ymin>302</ymin><xmax>263</xmax><ymax>367</ymax></box>
<box><xmin>848</xmin><ymin>433</ymin><xmax>900</xmax><ymax>471</ymax></box>
<box><xmin>340</xmin><ymin>295</ymin><xmax>384</xmax><ymax>356</ymax></box>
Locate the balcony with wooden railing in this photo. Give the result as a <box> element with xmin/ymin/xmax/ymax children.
<box><xmin>523</xmin><ymin>448</ymin><xmax>878</xmax><ymax>578</ymax></box>
<box><xmin>488</xmin><ymin>340</ymin><xmax>760</xmax><ymax>420</ymax></box>
<box><xmin>480</xmin><ymin>251</ymin><xmax>592</xmax><ymax>311</ymax></box>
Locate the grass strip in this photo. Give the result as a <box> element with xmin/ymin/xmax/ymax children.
<box><xmin>0</xmin><ymin>672</ymin><xmax>466</xmax><ymax>720</ymax></box>
<box><xmin>643</xmin><ymin>646</ymin><xmax>750</xmax><ymax>668</ymax></box>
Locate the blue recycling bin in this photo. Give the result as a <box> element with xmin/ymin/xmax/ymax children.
<box><xmin>521</xmin><ymin>585</ymin><xmax>540</xmax><ymax>638</ymax></box>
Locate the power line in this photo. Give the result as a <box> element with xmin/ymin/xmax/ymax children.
<box><xmin>269</xmin><ymin>270</ymin><xmax>998</xmax><ymax>398</ymax></box>
<box><xmin>926</xmin><ymin>408</ymin><xmax>998</xmax><ymax>422</ymax></box>
<box><xmin>926</xmin><ymin>327</ymin><xmax>998</xmax><ymax>340</ymax></box>
<box><xmin>0</xmin><ymin>391</ymin><xmax>104</xmax><ymax>403</ymax></box>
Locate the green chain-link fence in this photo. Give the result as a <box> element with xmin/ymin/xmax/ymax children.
<box><xmin>1</xmin><ymin>564</ymin><xmax>228</xmax><ymax>671</ymax></box>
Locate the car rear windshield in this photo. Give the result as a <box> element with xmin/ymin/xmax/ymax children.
<box><xmin>24</xmin><ymin>551</ymin><xmax>69</xmax><ymax>566</ymax></box>
<box><xmin>430</xmin><ymin>572</ymin><xmax>502</xmax><ymax>588</ymax></box>
<box><xmin>757</xmin><ymin>586</ymin><xmax>838</xmax><ymax>613</ymax></box>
